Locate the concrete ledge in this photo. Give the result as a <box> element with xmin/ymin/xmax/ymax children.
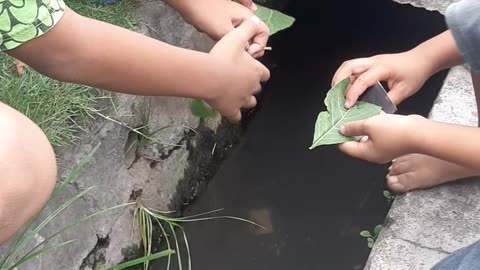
<box><xmin>365</xmin><ymin>66</ymin><xmax>480</xmax><ymax>269</ymax></box>
<box><xmin>393</xmin><ymin>0</ymin><xmax>460</xmax><ymax>13</ymax></box>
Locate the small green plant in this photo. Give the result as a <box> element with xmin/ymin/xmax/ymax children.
<box><xmin>360</xmin><ymin>224</ymin><xmax>382</xmax><ymax>249</ymax></box>
<box><xmin>134</xmin><ymin>203</ymin><xmax>265</xmax><ymax>270</ymax></box>
<box><xmin>383</xmin><ymin>190</ymin><xmax>395</xmax><ymax>203</ymax></box>
<box><xmin>132</xmin><ymin>100</ymin><xmax>176</xmax><ymax>154</ymax></box>
<box><xmin>190</xmin><ymin>100</ymin><xmax>217</xmax><ymax>119</ymax></box>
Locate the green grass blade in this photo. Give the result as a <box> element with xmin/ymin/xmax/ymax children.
<box><xmin>8</xmin><ymin>240</ymin><xmax>76</xmax><ymax>270</ymax></box>
<box><xmin>5</xmin><ymin>187</ymin><xmax>94</xmax><ymax>266</ymax></box>
<box><xmin>174</xmin><ymin>209</ymin><xmax>224</xmax><ymax>220</ymax></box>
<box><xmin>139</xmin><ymin>210</ymin><xmax>147</xmax><ymax>261</ymax></box>
<box><xmin>131</xmin><ymin>207</ymin><xmax>139</xmax><ymax>240</ymax></box>
<box><xmin>105</xmin><ymin>250</ymin><xmax>175</xmax><ymax>270</ymax></box>
<box><xmin>140</xmin><ymin>207</ymin><xmax>264</xmax><ymax>229</ymax></box>
<box><xmin>169</xmin><ymin>222</ymin><xmax>182</xmax><ymax>270</ymax></box>
<box><xmin>20</xmin><ymin>203</ymin><xmax>135</xmax><ymax>261</ymax></box>
<box><xmin>176</xmin><ymin>224</ymin><xmax>191</xmax><ymax>270</ymax></box>
<box><xmin>143</xmin><ymin>206</ymin><xmax>175</xmax><ymax>215</ymax></box>
<box><xmin>145</xmin><ymin>209</ymin><xmax>265</xmax><ymax>230</ymax></box>
<box><xmin>51</xmin><ymin>143</ymin><xmax>100</xmax><ymax>199</ymax></box>
<box><xmin>145</xmin><ymin>211</ymin><xmax>153</xmax><ymax>270</ymax></box>
<box><xmin>156</xmin><ymin>219</ymin><xmax>172</xmax><ymax>270</ymax></box>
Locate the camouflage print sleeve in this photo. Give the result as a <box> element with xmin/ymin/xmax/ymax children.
<box><xmin>0</xmin><ymin>0</ymin><xmax>65</xmax><ymax>51</ymax></box>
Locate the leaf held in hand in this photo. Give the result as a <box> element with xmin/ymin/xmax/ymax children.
<box><xmin>256</xmin><ymin>5</ymin><xmax>295</xmax><ymax>36</ymax></box>
<box><xmin>309</xmin><ymin>77</ymin><xmax>382</xmax><ymax>149</ymax></box>
<box><xmin>190</xmin><ymin>99</ymin><xmax>217</xmax><ymax>118</ymax></box>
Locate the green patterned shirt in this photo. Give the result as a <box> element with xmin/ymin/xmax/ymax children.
<box><xmin>0</xmin><ymin>0</ymin><xmax>65</xmax><ymax>51</ymax></box>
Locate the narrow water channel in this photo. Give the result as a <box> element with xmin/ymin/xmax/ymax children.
<box><xmin>157</xmin><ymin>0</ymin><xmax>449</xmax><ymax>269</ymax></box>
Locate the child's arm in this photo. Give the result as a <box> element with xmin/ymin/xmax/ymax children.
<box><xmin>331</xmin><ymin>31</ymin><xmax>463</xmax><ymax>108</ymax></box>
<box><xmin>8</xmin><ymin>8</ymin><xmax>269</xmax><ymax>122</ymax></box>
<box><xmin>338</xmin><ymin>114</ymin><xmax>480</xmax><ymax>170</ymax></box>
<box><xmin>164</xmin><ymin>0</ymin><xmax>269</xmax><ymax>57</ymax></box>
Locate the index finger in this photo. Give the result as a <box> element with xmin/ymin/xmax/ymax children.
<box><xmin>225</xmin><ymin>16</ymin><xmax>263</xmax><ymax>51</ymax></box>
<box><xmin>332</xmin><ymin>58</ymin><xmax>373</xmax><ymax>87</ymax></box>
<box><xmin>345</xmin><ymin>66</ymin><xmax>389</xmax><ymax>108</ymax></box>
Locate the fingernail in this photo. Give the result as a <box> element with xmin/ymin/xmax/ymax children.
<box><xmin>344</xmin><ymin>100</ymin><xmax>352</xmax><ymax>108</ymax></box>
<box><xmin>251</xmin><ymin>3</ymin><xmax>258</xmax><ymax>11</ymax></box>
<box><xmin>388</xmin><ymin>166</ymin><xmax>392</xmax><ymax>171</ymax></box>
<box><xmin>250</xmin><ymin>15</ymin><xmax>261</xmax><ymax>25</ymax></box>
<box><xmin>340</xmin><ymin>125</ymin><xmax>346</xmax><ymax>135</ymax></box>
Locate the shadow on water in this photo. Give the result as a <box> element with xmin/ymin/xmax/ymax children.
<box><xmin>155</xmin><ymin>1</ymin><xmax>449</xmax><ymax>269</ymax></box>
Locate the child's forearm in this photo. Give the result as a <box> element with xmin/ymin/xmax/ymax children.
<box><xmin>8</xmin><ymin>9</ymin><xmax>221</xmax><ymax>100</ymax></box>
<box><xmin>409</xmin><ymin>118</ymin><xmax>480</xmax><ymax>170</ymax></box>
<box><xmin>411</xmin><ymin>31</ymin><xmax>464</xmax><ymax>76</ymax></box>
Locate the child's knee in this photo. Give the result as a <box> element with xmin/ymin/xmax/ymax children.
<box><xmin>0</xmin><ymin>102</ymin><xmax>56</xmax><ymax>243</ymax></box>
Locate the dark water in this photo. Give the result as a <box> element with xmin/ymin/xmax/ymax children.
<box><xmin>156</xmin><ymin>1</ymin><xmax>449</xmax><ymax>269</ymax></box>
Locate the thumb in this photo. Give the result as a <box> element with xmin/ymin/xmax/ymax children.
<box><xmin>223</xmin><ymin>16</ymin><xmax>262</xmax><ymax>50</ymax></box>
<box><xmin>339</xmin><ymin>120</ymin><xmax>368</xmax><ymax>137</ymax></box>
<box><xmin>338</xmin><ymin>141</ymin><xmax>369</xmax><ymax>160</ymax></box>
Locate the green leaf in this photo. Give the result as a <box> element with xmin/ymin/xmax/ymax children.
<box><xmin>190</xmin><ymin>99</ymin><xmax>216</xmax><ymax>118</ymax></box>
<box><xmin>367</xmin><ymin>238</ymin><xmax>375</xmax><ymax>248</ymax></box>
<box><xmin>256</xmin><ymin>5</ymin><xmax>295</xmax><ymax>36</ymax></box>
<box><xmin>383</xmin><ymin>190</ymin><xmax>391</xmax><ymax>198</ymax></box>
<box><xmin>105</xmin><ymin>250</ymin><xmax>175</xmax><ymax>270</ymax></box>
<box><xmin>374</xmin><ymin>225</ymin><xmax>382</xmax><ymax>237</ymax></box>
<box><xmin>309</xmin><ymin>78</ymin><xmax>382</xmax><ymax>149</ymax></box>
<box><xmin>360</xmin><ymin>230</ymin><xmax>372</xmax><ymax>238</ymax></box>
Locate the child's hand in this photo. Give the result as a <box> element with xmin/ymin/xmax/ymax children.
<box><xmin>331</xmin><ymin>51</ymin><xmax>434</xmax><ymax>108</ymax></box>
<box><xmin>205</xmin><ymin>17</ymin><xmax>270</xmax><ymax>122</ymax></box>
<box><xmin>166</xmin><ymin>0</ymin><xmax>269</xmax><ymax>57</ymax></box>
<box><xmin>338</xmin><ymin>114</ymin><xmax>425</xmax><ymax>164</ymax></box>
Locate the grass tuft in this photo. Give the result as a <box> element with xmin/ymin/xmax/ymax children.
<box><xmin>0</xmin><ymin>54</ymin><xmax>97</xmax><ymax>146</ymax></box>
<box><xmin>0</xmin><ymin>0</ymin><xmax>139</xmax><ymax>146</ymax></box>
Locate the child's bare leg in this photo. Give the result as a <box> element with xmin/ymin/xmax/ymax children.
<box><xmin>387</xmin><ymin>71</ymin><xmax>480</xmax><ymax>193</ymax></box>
<box><xmin>0</xmin><ymin>102</ymin><xmax>56</xmax><ymax>244</ymax></box>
